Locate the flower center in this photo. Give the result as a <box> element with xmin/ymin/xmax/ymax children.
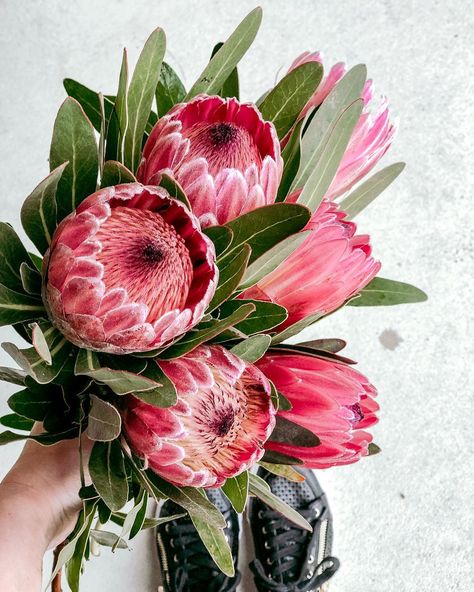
<box><xmin>209</xmin><ymin>407</ymin><xmax>237</xmax><ymax>437</ymax></box>
<box><xmin>181</xmin><ymin>120</ymin><xmax>262</xmax><ymax>176</ymax></box>
<box><xmin>94</xmin><ymin>207</ymin><xmax>193</xmax><ymax>322</ymax></box>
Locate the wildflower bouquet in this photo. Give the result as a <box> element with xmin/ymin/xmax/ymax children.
<box><xmin>0</xmin><ymin>7</ymin><xmax>426</xmax><ymax>589</ymax></box>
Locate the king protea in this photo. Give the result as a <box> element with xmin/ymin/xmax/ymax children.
<box><xmin>288</xmin><ymin>51</ymin><xmax>397</xmax><ymax>198</ymax></box>
<box><xmin>241</xmin><ymin>199</ymin><xmax>380</xmax><ymax>329</ymax></box>
<box><xmin>123</xmin><ymin>345</ymin><xmax>276</xmax><ymax>487</ymax></box>
<box><xmin>43</xmin><ymin>183</ymin><xmax>218</xmax><ymax>353</ymax></box>
<box><xmin>257</xmin><ymin>351</ymin><xmax>379</xmax><ymax>468</ymax></box>
<box><xmin>137</xmin><ymin>95</ymin><xmax>283</xmax><ymax>226</ymax></box>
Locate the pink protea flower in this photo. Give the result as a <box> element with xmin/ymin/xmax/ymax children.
<box><xmin>257</xmin><ymin>351</ymin><xmax>379</xmax><ymax>468</ymax></box>
<box><xmin>241</xmin><ymin>199</ymin><xmax>380</xmax><ymax>329</ymax></box>
<box><xmin>137</xmin><ymin>95</ymin><xmax>283</xmax><ymax>227</ymax></box>
<box><xmin>43</xmin><ymin>183</ymin><xmax>218</xmax><ymax>353</ymax></box>
<box><xmin>287</xmin><ymin>51</ymin><xmax>397</xmax><ymax>199</ymax></box>
<box><xmin>123</xmin><ymin>345</ymin><xmax>276</xmax><ymax>487</ymax></box>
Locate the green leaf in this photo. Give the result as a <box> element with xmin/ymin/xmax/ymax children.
<box><xmin>101</xmin><ymin>160</ymin><xmax>136</xmax><ymax>188</ymax></box>
<box><xmin>270</xmin><ymin>311</ymin><xmax>322</xmax><ymax>345</ymax></box>
<box><xmin>30</xmin><ymin>322</ymin><xmax>52</xmax><ymax>364</ymax></box>
<box><xmin>160</xmin><ymin>303</ymin><xmax>255</xmax><ymax>359</ymax></box>
<box><xmin>0</xmin><ymin>223</ymin><xmax>35</xmax><ymax>292</ymax></box>
<box><xmin>132</xmin><ymin>361</ymin><xmax>178</xmax><ymax>407</ymax></box>
<box><xmin>259</xmin><ymin>462</ymin><xmax>305</xmax><ymax>482</ymax></box>
<box><xmin>2</xmin><ymin>329</ymin><xmax>72</xmax><ymax>383</ymax></box>
<box><xmin>261</xmin><ymin>449</ymin><xmax>302</xmax><ymax>465</ymax></box>
<box><xmin>230</xmin><ymin>334</ymin><xmax>271</xmax><ymax>363</ymax></box>
<box><xmin>218</xmin><ymin>300</ymin><xmax>287</xmax><ymax>335</ymax></box>
<box><xmin>0</xmin><ymin>284</ymin><xmax>44</xmax><ymax>326</ymax></box>
<box><xmin>203</xmin><ymin>225</ymin><xmax>233</xmax><ymax>257</ymax></box>
<box><xmin>368</xmin><ymin>442</ymin><xmax>381</xmax><ymax>456</ymax></box>
<box><xmin>8</xmin><ymin>387</ymin><xmax>56</xmax><ymax>421</ymax></box>
<box><xmin>258</xmin><ymin>62</ymin><xmax>323</xmax><ymax>138</ymax></box>
<box><xmin>291</xmin><ymin>64</ymin><xmax>367</xmax><ymax>192</ymax></box>
<box><xmin>64</xmin><ymin>78</ymin><xmax>114</xmax><ymax>132</ymax></box>
<box><xmin>222</xmin><ymin>471</ymin><xmax>249</xmax><ymax>513</ymax></box>
<box><xmin>128</xmin><ymin>491</ymin><xmax>148</xmax><ymax>540</ymax></box>
<box><xmin>226</xmin><ymin>203</ymin><xmax>311</xmax><ymax>264</ymax></box>
<box><xmin>239</xmin><ymin>230</ymin><xmax>311</xmax><ymax>290</ymax></box>
<box><xmin>123</xmin><ymin>28</ymin><xmax>166</xmax><ymax>172</ymax></box>
<box><xmin>186</xmin><ymin>7</ymin><xmax>262</xmax><ymax>99</ymax></box>
<box><xmin>296</xmin><ymin>99</ymin><xmax>363</xmax><ymax>212</ymax></box>
<box><xmin>270</xmin><ymin>416</ymin><xmax>320</xmax><ymax>448</ymax></box>
<box><xmin>191</xmin><ymin>514</ymin><xmax>235</xmax><ymax>577</ymax></box>
<box><xmin>276</xmin><ymin>117</ymin><xmax>304</xmax><ymax>201</ymax></box>
<box><xmin>89</xmin><ymin>440</ymin><xmax>128</xmax><ymax>512</ymax></box>
<box><xmin>158</xmin><ymin>173</ymin><xmax>191</xmax><ymax>210</ymax></box>
<box><xmin>340</xmin><ymin>162</ymin><xmax>406</xmax><ymax>219</ymax></box>
<box><xmin>145</xmin><ymin>471</ymin><xmax>226</xmax><ymax>528</ymax></box>
<box><xmin>50</xmin><ymin>97</ymin><xmax>99</xmax><ymax>221</ymax></box>
<box><xmin>90</xmin><ymin>529</ymin><xmax>128</xmax><ymax>549</ymax></box>
<box><xmin>86</xmin><ymin>395</ymin><xmax>122</xmax><ymax>441</ymax></box>
<box><xmin>66</xmin><ymin>501</ymin><xmax>98</xmax><ymax>592</ymax></box>
<box><xmin>249</xmin><ymin>473</ymin><xmax>311</xmax><ymax>531</ymax></box>
<box><xmin>106</xmin><ymin>49</ymin><xmax>129</xmax><ymax>162</ymax></box>
<box><xmin>297</xmin><ymin>338</ymin><xmax>347</xmax><ymax>353</ymax></box>
<box><xmin>20</xmin><ymin>263</ymin><xmax>42</xmax><ymax>295</ymax></box>
<box><xmin>156</xmin><ymin>62</ymin><xmax>186</xmax><ymax>116</ymax></box>
<box><xmin>348</xmin><ymin>277</ymin><xmax>428</xmax><ymax>306</ymax></box>
<box><xmin>272</xmin><ymin>343</ymin><xmax>355</xmax><ymax>365</ymax></box>
<box><xmin>0</xmin><ymin>413</ymin><xmax>34</xmax><ymax>431</ymax></box>
<box><xmin>210</xmin><ymin>42</ymin><xmax>239</xmax><ymax>99</ymax></box>
<box><xmin>75</xmin><ymin>349</ymin><xmax>167</xmax><ymax>397</ymax></box>
<box><xmin>208</xmin><ymin>244</ymin><xmax>251</xmax><ymax>312</ymax></box>
<box><xmin>0</xmin><ymin>366</ymin><xmax>26</xmax><ymax>386</ymax></box>
<box><xmin>0</xmin><ymin>427</ymin><xmax>78</xmax><ymax>446</ymax></box>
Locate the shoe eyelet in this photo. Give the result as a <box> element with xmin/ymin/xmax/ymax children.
<box><xmin>258</xmin><ymin>510</ymin><xmax>264</xmax><ymax>519</ymax></box>
<box><xmin>165</xmin><ymin>524</ymin><xmax>170</xmax><ymax>533</ymax></box>
<box><xmin>227</xmin><ymin>520</ymin><xmax>231</xmax><ymax>528</ymax></box>
<box><xmin>307</xmin><ymin>570</ymin><xmax>314</xmax><ymax>579</ymax></box>
<box><xmin>308</xmin><ymin>554</ymin><xmax>315</xmax><ymax>564</ymax></box>
<box><xmin>266</xmin><ymin>558</ymin><xmax>273</xmax><ymax>566</ymax></box>
<box><xmin>173</xmin><ymin>554</ymin><xmax>179</xmax><ymax>563</ymax></box>
<box><xmin>314</xmin><ymin>508</ymin><xmax>321</xmax><ymax>518</ymax></box>
<box><xmin>264</xmin><ymin>541</ymin><xmax>270</xmax><ymax>549</ymax></box>
<box><xmin>262</xmin><ymin>526</ymin><xmax>267</xmax><ymax>534</ymax></box>
<box><xmin>170</xmin><ymin>539</ymin><xmax>175</xmax><ymax>548</ymax></box>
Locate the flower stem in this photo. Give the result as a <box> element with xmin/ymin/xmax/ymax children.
<box><xmin>51</xmin><ymin>541</ymin><xmax>66</xmax><ymax>592</ymax></box>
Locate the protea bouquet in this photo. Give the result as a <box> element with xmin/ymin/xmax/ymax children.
<box><xmin>0</xmin><ymin>7</ymin><xmax>426</xmax><ymax>590</ymax></box>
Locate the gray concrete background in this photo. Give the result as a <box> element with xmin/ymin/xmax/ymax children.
<box><xmin>0</xmin><ymin>0</ymin><xmax>472</xmax><ymax>590</ymax></box>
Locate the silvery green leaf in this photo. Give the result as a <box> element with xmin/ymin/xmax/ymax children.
<box><xmin>270</xmin><ymin>416</ymin><xmax>320</xmax><ymax>448</ymax></box>
<box><xmin>89</xmin><ymin>440</ymin><xmax>128</xmax><ymax>512</ymax></box>
<box><xmin>217</xmin><ymin>300</ymin><xmax>287</xmax><ymax>335</ymax></box>
<box><xmin>222</xmin><ymin>471</ymin><xmax>249</xmax><ymax>513</ymax></box>
<box><xmin>86</xmin><ymin>395</ymin><xmax>122</xmax><ymax>442</ymax></box>
<box><xmin>30</xmin><ymin>322</ymin><xmax>52</xmax><ymax>364</ymax></box>
<box><xmin>0</xmin><ymin>223</ymin><xmax>36</xmax><ymax>292</ymax></box>
<box><xmin>208</xmin><ymin>244</ymin><xmax>251</xmax><ymax>312</ymax></box>
<box><xmin>191</xmin><ymin>514</ymin><xmax>235</xmax><ymax>577</ymax></box>
<box><xmin>156</xmin><ymin>61</ymin><xmax>186</xmax><ymax>116</ymax></box>
<box><xmin>90</xmin><ymin>530</ymin><xmax>128</xmax><ymax>549</ymax></box>
<box><xmin>19</xmin><ymin>262</ymin><xmax>42</xmax><ymax>295</ymax></box>
<box><xmin>258</xmin><ymin>462</ymin><xmax>305</xmax><ymax>483</ymax></box>
<box><xmin>203</xmin><ymin>225</ymin><xmax>234</xmax><ymax>257</ymax></box>
<box><xmin>348</xmin><ymin>277</ymin><xmax>428</xmax><ymax>306</ymax></box>
<box><xmin>49</xmin><ymin>97</ymin><xmax>99</xmax><ymax>221</ymax></box>
<box><xmin>271</xmin><ymin>311</ymin><xmax>322</xmax><ymax>344</ymax></box>
<box><xmin>230</xmin><ymin>334</ymin><xmax>271</xmax><ymax>363</ymax></box>
<box><xmin>186</xmin><ymin>8</ymin><xmax>262</xmax><ymax>99</ymax></box>
<box><xmin>0</xmin><ymin>284</ymin><xmax>44</xmax><ymax>327</ymax></box>
<box><xmin>101</xmin><ymin>160</ymin><xmax>136</xmax><ymax>187</ymax></box>
<box><xmin>339</xmin><ymin>162</ymin><xmax>406</xmax><ymax>219</ymax></box>
<box><xmin>0</xmin><ymin>366</ymin><xmax>26</xmax><ymax>386</ymax></box>
<box><xmin>210</xmin><ymin>42</ymin><xmax>239</xmax><ymax>99</ymax></box>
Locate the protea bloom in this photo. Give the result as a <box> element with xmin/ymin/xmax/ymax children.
<box><xmin>137</xmin><ymin>95</ymin><xmax>283</xmax><ymax>227</ymax></box>
<box><xmin>123</xmin><ymin>345</ymin><xmax>276</xmax><ymax>487</ymax></box>
<box><xmin>43</xmin><ymin>183</ymin><xmax>217</xmax><ymax>353</ymax></box>
<box><xmin>257</xmin><ymin>352</ymin><xmax>379</xmax><ymax>468</ymax></box>
<box><xmin>241</xmin><ymin>199</ymin><xmax>380</xmax><ymax>329</ymax></box>
<box><xmin>287</xmin><ymin>51</ymin><xmax>397</xmax><ymax>199</ymax></box>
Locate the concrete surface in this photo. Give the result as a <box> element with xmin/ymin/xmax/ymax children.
<box><xmin>0</xmin><ymin>0</ymin><xmax>472</xmax><ymax>590</ymax></box>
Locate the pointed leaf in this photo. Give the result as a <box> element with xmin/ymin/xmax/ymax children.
<box><xmin>156</xmin><ymin>61</ymin><xmax>186</xmax><ymax>116</ymax></box>
<box><xmin>262</xmin><ymin>449</ymin><xmax>302</xmax><ymax>465</ymax></box>
<box><xmin>277</xmin><ymin>117</ymin><xmax>304</xmax><ymax>201</ymax></box>
<box><xmin>64</xmin><ymin>78</ymin><xmax>114</xmax><ymax>132</ymax></box>
<box><xmin>271</xmin><ymin>311</ymin><xmax>322</xmax><ymax>345</ymax></box>
<box><xmin>158</xmin><ymin>173</ymin><xmax>191</xmax><ymax>210</ymax></box>
<box><xmin>230</xmin><ymin>334</ymin><xmax>271</xmax><ymax>363</ymax></box>
<box><xmin>291</xmin><ymin>64</ymin><xmax>367</xmax><ymax>192</ymax></box>
<box><xmin>186</xmin><ymin>8</ymin><xmax>262</xmax><ymax>99</ymax></box>
<box><xmin>226</xmin><ymin>203</ymin><xmax>311</xmax><ymax>264</ymax></box>
<box><xmin>249</xmin><ymin>473</ymin><xmax>311</xmax><ymax>531</ymax></box>
<box><xmin>203</xmin><ymin>225</ymin><xmax>233</xmax><ymax>257</ymax></box>
<box><xmin>123</xmin><ymin>28</ymin><xmax>166</xmax><ymax>172</ymax></box>
<box><xmin>0</xmin><ymin>366</ymin><xmax>26</xmax><ymax>386</ymax></box>
<box><xmin>160</xmin><ymin>303</ymin><xmax>255</xmax><ymax>359</ymax></box>
<box><xmin>218</xmin><ymin>300</ymin><xmax>287</xmax><ymax>335</ymax></box>
<box><xmin>66</xmin><ymin>501</ymin><xmax>98</xmax><ymax>592</ymax></box>
<box><xmin>340</xmin><ymin>162</ymin><xmax>406</xmax><ymax>219</ymax></box>
<box><xmin>222</xmin><ymin>471</ymin><xmax>249</xmax><ymax>513</ymax></box>
<box><xmin>30</xmin><ymin>322</ymin><xmax>52</xmax><ymax>364</ymax></box>
<box><xmin>297</xmin><ymin>338</ymin><xmax>346</xmax><ymax>353</ymax></box>
<box><xmin>296</xmin><ymin>99</ymin><xmax>363</xmax><ymax>212</ymax></box>
<box><xmin>239</xmin><ymin>231</ymin><xmax>311</xmax><ymax>290</ymax></box>
<box><xmin>0</xmin><ymin>284</ymin><xmax>44</xmax><ymax>326</ymax></box>
<box><xmin>8</xmin><ymin>387</ymin><xmax>56</xmax><ymax>420</ymax></box>
<box><xmin>50</xmin><ymin>97</ymin><xmax>99</xmax><ymax>221</ymax></box>
<box><xmin>270</xmin><ymin>416</ymin><xmax>320</xmax><ymax>448</ymax></box>
<box><xmin>90</xmin><ymin>530</ymin><xmax>128</xmax><ymax>549</ymax></box>
<box><xmin>191</xmin><ymin>514</ymin><xmax>235</xmax><ymax>577</ymax></box>
<box><xmin>89</xmin><ymin>440</ymin><xmax>128</xmax><ymax>512</ymax></box>
<box><xmin>106</xmin><ymin>49</ymin><xmax>129</xmax><ymax>162</ymax></box>
<box><xmin>348</xmin><ymin>277</ymin><xmax>428</xmax><ymax>306</ymax></box>
<box><xmin>101</xmin><ymin>160</ymin><xmax>136</xmax><ymax>187</ymax></box>
<box><xmin>0</xmin><ymin>413</ymin><xmax>34</xmax><ymax>431</ymax></box>
<box><xmin>0</xmin><ymin>427</ymin><xmax>78</xmax><ymax>446</ymax></box>
<box><xmin>259</xmin><ymin>462</ymin><xmax>305</xmax><ymax>483</ymax></box>
<box><xmin>258</xmin><ymin>62</ymin><xmax>323</xmax><ymax>138</ymax></box>
<box><xmin>0</xmin><ymin>223</ymin><xmax>35</xmax><ymax>292</ymax></box>
<box><xmin>210</xmin><ymin>42</ymin><xmax>239</xmax><ymax>99</ymax></box>
<box><xmin>208</xmin><ymin>244</ymin><xmax>251</xmax><ymax>312</ymax></box>
<box><xmin>132</xmin><ymin>360</ymin><xmax>178</xmax><ymax>407</ymax></box>
<box><xmin>87</xmin><ymin>395</ymin><xmax>122</xmax><ymax>441</ymax></box>
<box><xmin>368</xmin><ymin>442</ymin><xmax>381</xmax><ymax>456</ymax></box>
<box><xmin>20</xmin><ymin>263</ymin><xmax>42</xmax><ymax>295</ymax></box>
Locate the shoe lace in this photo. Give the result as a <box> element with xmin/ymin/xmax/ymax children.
<box><xmin>249</xmin><ymin>508</ymin><xmax>340</xmax><ymax>592</ymax></box>
<box><xmin>169</xmin><ymin>519</ymin><xmax>240</xmax><ymax>592</ymax></box>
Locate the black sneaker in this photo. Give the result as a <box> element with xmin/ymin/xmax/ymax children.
<box><xmin>156</xmin><ymin>488</ymin><xmax>241</xmax><ymax>592</ymax></box>
<box><xmin>249</xmin><ymin>468</ymin><xmax>339</xmax><ymax>591</ymax></box>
